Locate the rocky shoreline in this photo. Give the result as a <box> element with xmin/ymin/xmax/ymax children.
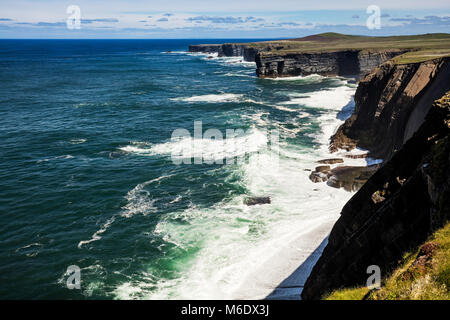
<box><xmin>189</xmin><ymin>34</ymin><xmax>450</xmax><ymax>299</ymax></box>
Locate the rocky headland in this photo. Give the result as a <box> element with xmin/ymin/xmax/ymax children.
<box><xmin>331</xmin><ymin>57</ymin><xmax>450</xmax><ymax>159</ymax></box>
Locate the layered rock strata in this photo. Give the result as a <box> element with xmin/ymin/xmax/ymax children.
<box><xmin>255</xmin><ymin>50</ymin><xmax>405</xmax><ymax>79</ymax></box>
<box><xmin>331</xmin><ymin>57</ymin><xmax>450</xmax><ymax>160</ymax></box>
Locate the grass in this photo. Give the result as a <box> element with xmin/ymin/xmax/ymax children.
<box><xmin>242</xmin><ymin>32</ymin><xmax>450</xmax><ymax>64</ymax></box>
<box><xmin>324</xmin><ymin>221</ymin><xmax>450</xmax><ymax>300</ymax></box>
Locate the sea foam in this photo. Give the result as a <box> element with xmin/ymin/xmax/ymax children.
<box><xmin>171</xmin><ymin>93</ymin><xmax>244</xmax><ymax>103</ymax></box>
<box><xmin>112</xmin><ymin>79</ymin><xmax>364</xmax><ymax>300</ymax></box>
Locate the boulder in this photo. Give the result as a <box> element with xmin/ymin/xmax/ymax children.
<box><xmin>244</xmin><ymin>196</ymin><xmax>271</xmax><ymax>206</ymax></box>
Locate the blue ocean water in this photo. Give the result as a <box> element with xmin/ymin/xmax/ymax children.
<box><xmin>0</xmin><ymin>39</ymin><xmax>357</xmax><ymax>299</ymax></box>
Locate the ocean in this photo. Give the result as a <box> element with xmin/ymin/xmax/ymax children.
<box><xmin>0</xmin><ymin>39</ymin><xmax>361</xmax><ymax>299</ymax></box>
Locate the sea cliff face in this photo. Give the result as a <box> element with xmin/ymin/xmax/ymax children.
<box><xmin>331</xmin><ymin>57</ymin><xmax>450</xmax><ymax>160</ymax></box>
<box><xmin>255</xmin><ymin>49</ymin><xmax>404</xmax><ymax>79</ymax></box>
<box><xmin>301</xmin><ymin>91</ymin><xmax>450</xmax><ymax>300</ymax></box>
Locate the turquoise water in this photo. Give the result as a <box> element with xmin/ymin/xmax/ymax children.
<box><xmin>0</xmin><ymin>40</ymin><xmax>357</xmax><ymax>299</ymax></box>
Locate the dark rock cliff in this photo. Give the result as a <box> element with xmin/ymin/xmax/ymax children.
<box><xmin>188</xmin><ymin>43</ymin><xmax>258</xmax><ymax>62</ymax></box>
<box><xmin>331</xmin><ymin>57</ymin><xmax>450</xmax><ymax>160</ymax></box>
<box><xmin>255</xmin><ymin>49</ymin><xmax>404</xmax><ymax>79</ymax></box>
<box><xmin>302</xmin><ymin>91</ymin><xmax>450</xmax><ymax>300</ymax></box>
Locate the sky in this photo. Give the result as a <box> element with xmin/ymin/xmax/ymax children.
<box><xmin>0</xmin><ymin>0</ymin><xmax>449</xmax><ymax>38</ymax></box>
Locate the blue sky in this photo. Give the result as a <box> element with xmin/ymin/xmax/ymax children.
<box><xmin>0</xmin><ymin>0</ymin><xmax>449</xmax><ymax>38</ymax></box>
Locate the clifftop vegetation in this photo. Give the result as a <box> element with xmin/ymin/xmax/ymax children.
<box><xmin>244</xmin><ymin>32</ymin><xmax>450</xmax><ymax>64</ymax></box>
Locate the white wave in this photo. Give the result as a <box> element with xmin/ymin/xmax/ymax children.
<box><xmin>265</xmin><ymin>74</ymin><xmax>324</xmax><ymax>82</ymax></box>
<box><xmin>282</xmin><ymin>85</ymin><xmax>355</xmax><ymax>110</ymax></box>
<box><xmin>78</xmin><ymin>175</ymin><xmax>173</xmax><ymax>248</ymax></box>
<box><xmin>171</xmin><ymin>93</ymin><xmax>243</xmax><ymax>103</ymax></box>
<box><xmin>78</xmin><ymin>216</ymin><xmax>116</xmax><ymax>248</ymax></box>
<box><xmin>213</xmin><ymin>56</ymin><xmax>254</xmax><ymax>66</ymax></box>
<box><xmin>223</xmin><ymin>72</ymin><xmax>252</xmax><ymax>78</ymax></box>
<box><xmin>169</xmin><ymin>195</ymin><xmax>183</xmax><ymax>204</ymax></box>
<box><xmin>36</xmin><ymin>155</ymin><xmax>74</xmax><ymax>163</ymax></box>
<box><xmin>119</xmin><ymin>145</ymin><xmax>152</xmax><ymax>154</ymax></box>
<box><xmin>120</xmin><ymin>175</ymin><xmax>173</xmax><ymax>218</ymax></box>
<box><xmin>244</xmin><ymin>99</ymin><xmax>299</xmax><ymax>113</ymax></box>
<box><xmin>270</xmin><ymin>104</ymin><xmax>299</xmax><ymax>113</ymax></box>
<box><xmin>113</xmin><ymin>146</ymin><xmax>358</xmax><ymax>300</ymax></box>
<box><xmin>162</xmin><ymin>51</ymin><xmax>189</xmax><ymax>54</ymax></box>
<box><xmin>69</xmin><ymin>138</ymin><xmax>87</xmax><ymax>144</ymax></box>
<box><xmin>187</xmin><ymin>52</ymin><xmax>255</xmax><ymax>67</ymax></box>
<box><xmin>156</xmin><ymin>128</ymin><xmax>267</xmax><ymax>162</ymax></box>
<box><xmin>120</xmin><ymin>128</ymin><xmax>268</xmax><ymax>163</ymax></box>
<box><xmin>298</xmin><ymin>112</ymin><xmax>310</xmax><ymax>118</ymax></box>
<box><xmin>16</xmin><ymin>242</ymin><xmax>42</xmax><ymax>252</ymax></box>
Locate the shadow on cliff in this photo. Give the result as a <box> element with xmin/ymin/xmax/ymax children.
<box><xmin>265</xmin><ymin>237</ymin><xmax>328</xmax><ymax>300</ymax></box>
<box><xmin>336</xmin><ymin>99</ymin><xmax>355</xmax><ymax>121</ymax></box>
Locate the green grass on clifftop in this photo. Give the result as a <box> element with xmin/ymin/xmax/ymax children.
<box><xmin>324</xmin><ymin>222</ymin><xmax>450</xmax><ymax>300</ymax></box>
<box><xmin>248</xmin><ymin>33</ymin><xmax>450</xmax><ymax>64</ymax></box>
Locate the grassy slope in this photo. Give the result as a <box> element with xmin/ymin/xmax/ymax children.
<box><xmin>324</xmin><ymin>222</ymin><xmax>450</xmax><ymax>300</ymax></box>
<box><xmin>243</xmin><ymin>32</ymin><xmax>450</xmax><ymax>64</ymax></box>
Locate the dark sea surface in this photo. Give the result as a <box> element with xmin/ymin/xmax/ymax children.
<box><xmin>0</xmin><ymin>39</ymin><xmax>357</xmax><ymax>299</ymax></box>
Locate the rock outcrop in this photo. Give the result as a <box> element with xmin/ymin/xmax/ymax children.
<box><xmin>302</xmin><ymin>92</ymin><xmax>450</xmax><ymax>300</ymax></box>
<box><xmin>331</xmin><ymin>57</ymin><xmax>450</xmax><ymax>160</ymax></box>
<box><xmin>255</xmin><ymin>49</ymin><xmax>404</xmax><ymax>79</ymax></box>
<box><xmin>244</xmin><ymin>196</ymin><xmax>271</xmax><ymax>206</ymax></box>
<box><xmin>309</xmin><ymin>164</ymin><xmax>381</xmax><ymax>192</ymax></box>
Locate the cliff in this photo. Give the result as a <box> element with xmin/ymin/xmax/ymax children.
<box><xmin>255</xmin><ymin>49</ymin><xmax>404</xmax><ymax>79</ymax></box>
<box><xmin>331</xmin><ymin>57</ymin><xmax>450</xmax><ymax>160</ymax></box>
<box><xmin>302</xmin><ymin>92</ymin><xmax>450</xmax><ymax>300</ymax></box>
<box><xmin>324</xmin><ymin>221</ymin><xmax>450</xmax><ymax>300</ymax></box>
